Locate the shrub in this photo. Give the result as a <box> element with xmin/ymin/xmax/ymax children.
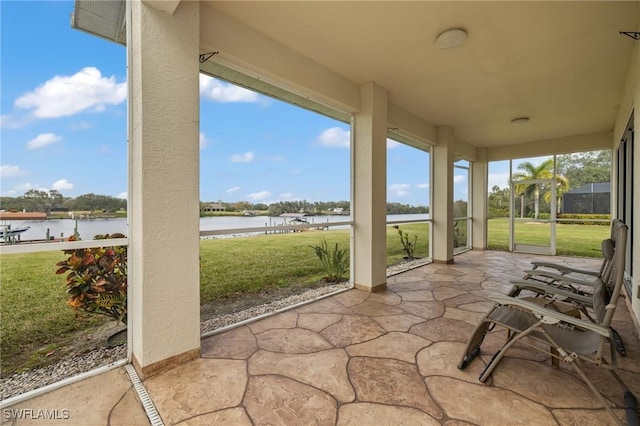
<box><xmin>309</xmin><ymin>239</ymin><xmax>348</xmax><ymax>282</ymax></box>
<box><xmin>557</xmin><ymin>213</ymin><xmax>611</xmax><ymax>225</ymax></box>
<box><xmin>55</xmin><ymin>233</ymin><xmax>127</xmax><ymax>324</ymax></box>
<box><xmin>396</xmin><ymin>226</ymin><xmax>418</xmax><ymax>259</ymax></box>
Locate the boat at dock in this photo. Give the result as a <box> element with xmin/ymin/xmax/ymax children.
<box><xmin>0</xmin><ymin>225</ymin><xmax>31</xmax><ymax>244</ymax></box>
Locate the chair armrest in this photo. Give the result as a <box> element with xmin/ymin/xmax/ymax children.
<box><xmin>521</xmin><ymin>270</ymin><xmax>596</xmax><ymax>288</ymax></box>
<box><xmin>510</xmin><ymin>280</ymin><xmax>593</xmax><ymax>304</ymax></box>
<box><xmin>489</xmin><ymin>294</ymin><xmax>610</xmax><ymax>337</ymax></box>
<box><xmin>530</xmin><ymin>261</ymin><xmax>599</xmax><ymax>276</ymax></box>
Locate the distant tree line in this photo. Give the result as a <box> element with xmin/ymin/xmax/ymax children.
<box><xmin>0</xmin><ymin>190</ymin><xmax>127</xmax><ymax>213</ymax></box>
<box><xmin>203</xmin><ymin>199</ymin><xmax>429</xmax><ymax>217</ymax></box>
<box><xmin>1</xmin><ymin>191</ymin><xmax>429</xmax><ymax>217</ymax></box>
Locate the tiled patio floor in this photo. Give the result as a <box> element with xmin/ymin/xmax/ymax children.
<box><xmin>3</xmin><ymin>251</ymin><xmax>639</xmax><ymax>425</ymax></box>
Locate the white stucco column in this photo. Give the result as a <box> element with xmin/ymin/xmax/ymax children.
<box><xmin>472</xmin><ymin>148</ymin><xmax>488</xmax><ymax>250</ymax></box>
<box><xmin>127</xmin><ymin>0</ymin><xmax>201</xmax><ymax>377</ymax></box>
<box><xmin>353</xmin><ymin>82</ymin><xmax>388</xmax><ymax>292</ymax></box>
<box><xmin>432</xmin><ymin>126</ymin><xmax>455</xmax><ymax>263</ymax></box>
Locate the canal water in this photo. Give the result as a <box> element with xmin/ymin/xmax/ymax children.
<box><xmin>4</xmin><ymin>214</ymin><xmax>429</xmax><ymax>241</ymax></box>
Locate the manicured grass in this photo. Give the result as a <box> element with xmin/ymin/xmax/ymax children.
<box><xmin>487</xmin><ymin>217</ymin><xmax>609</xmax><ymax>257</ymax></box>
<box><xmin>0</xmin><ymin>251</ymin><xmax>106</xmax><ymax>375</ymax></box>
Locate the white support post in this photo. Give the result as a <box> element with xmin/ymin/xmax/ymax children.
<box><xmin>432</xmin><ymin>126</ymin><xmax>455</xmax><ymax>263</ymax></box>
<box><xmin>127</xmin><ymin>0</ymin><xmax>201</xmax><ymax>378</ymax></box>
<box><xmin>352</xmin><ymin>82</ymin><xmax>388</xmax><ymax>292</ymax></box>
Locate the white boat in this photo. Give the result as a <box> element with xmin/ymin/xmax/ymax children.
<box><xmin>0</xmin><ymin>225</ymin><xmax>31</xmax><ymax>242</ymax></box>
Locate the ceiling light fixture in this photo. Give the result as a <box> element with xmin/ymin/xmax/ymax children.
<box><xmin>511</xmin><ymin>117</ymin><xmax>530</xmax><ymax>125</ymax></box>
<box><xmin>435</xmin><ymin>28</ymin><xmax>467</xmax><ymax>49</ymax></box>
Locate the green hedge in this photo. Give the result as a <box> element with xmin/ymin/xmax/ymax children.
<box><xmin>557</xmin><ymin>213</ymin><xmax>610</xmax><ymax>225</ymax></box>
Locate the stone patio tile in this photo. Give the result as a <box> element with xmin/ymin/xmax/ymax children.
<box><xmin>201</xmin><ymin>326</ymin><xmax>257</xmax><ymax>360</ymax></box>
<box><xmin>444</xmin><ymin>420</ymin><xmax>476</xmax><ymax>426</ymax></box>
<box><xmin>492</xmin><ymin>358</ymin><xmax>601</xmax><ymax>408</ymax></box>
<box><xmin>391</xmin><ymin>279</ymin><xmax>431</xmax><ymax>291</ymax></box>
<box><xmin>346</xmin><ymin>331</ymin><xmax>432</xmax><ymax>363</ymax></box>
<box><xmin>320</xmin><ymin>315</ymin><xmax>386</xmax><ymax>347</ymax></box>
<box><xmin>410</xmin><ymin>317</ymin><xmax>475</xmax><ymax>342</ymax></box>
<box><xmin>337</xmin><ymin>403</ymin><xmax>440</xmax><ymax>425</ymax></box>
<box><xmin>443</xmin><ymin>293</ymin><xmax>487</xmax><ymax>307</ymax></box>
<box><xmin>426</xmin><ymin>376</ymin><xmax>556</xmax><ymax>425</ymax></box>
<box><xmin>2</xmin><ymin>367</ymin><xmax>135</xmax><ymax>426</ymax></box>
<box><xmin>399</xmin><ymin>301</ymin><xmax>445</xmax><ymax>320</ymax></box>
<box><xmin>366</xmin><ymin>290</ymin><xmax>403</xmax><ymax>306</ymax></box>
<box><xmin>395</xmin><ymin>289</ymin><xmax>435</xmax><ymax>302</ymax></box>
<box><xmin>297</xmin><ymin>313</ymin><xmax>343</xmax><ymax>332</ymax></box>
<box><xmin>255</xmin><ymin>328</ymin><xmax>332</xmax><ymax>353</ymax></box>
<box><xmin>481</xmin><ymin>280</ymin><xmax>516</xmax><ymax>294</ymax></box>
<box><xmin>371</xmin><ymin>313</ymin><xmax>425</xmax><ymax>331</ymax></box>
<box><xmin>145</xmin><ymin>358</ymin><xmax>246</xmax><ymax>425</ymax></box>
<box><xmin>552</xmin><ymin>408</ymin><xmax>625</xmax><ymax>426</ymax></box>
<box><xmin>330</xmin><ymin>289</ymin><xmax>369</xmax><ymax>307</ymax></box>
<box><xmin>295</xmin><ymin>298</ymin><xmax>353</xmax><ymax>314</ymax></box>
<box><xmin>248</xmin><ymin>349</ymin><xmax>354</xmax><ymax>403</ymax></box>
<box><xmin>455</xmin><ymin>274</ymin><xmax>486</xmax><ymax>283</ymax></box>
<box><xmin>177</xmin><ymin>408</ymin><xmax>252</xmax><ymax>425</ymax></box>
<box><xmin>426</xmin><ymin>273</ymin><xmax>457</xmax><ymax>282</ymax></box>
<box><xmin>348</xmin><ymin>300</ymin><xmax>406</xmax><ymax>316</ymax></box>
<box><xmin>456</xmin><ymin>300</ymin><xmax>494</xmax><ymax>313</ymax></box>
<box><xmin>110</xmin><ymin>388</ymin><xmax>151</xmax><ymax>425</ymax></box>
<box><xmin>349</xmin><ymin>357</ymin><xmax>443</xmax><ymax>419</ymax></box>
<box><xmin>442</xmin><ymin>306</ymin><xmax>485</xmax><ymax>325</ymax></box>
<box><xmin>432</xmin><ymin>287</ymin><xmax>468</xmax><ymax>301</ymax></box>
<box><xmin>247</xmin><ymin>310</ymin><xmax>298</xmax><ymax>334</ymax></box>
<box><xmin>560</xmin><ymin>359</ymin><xmax>640</xmax><ymax>405</ymax></box>
<box><xmin>433</xmin><ymin>268</ymin><xmax>464</xmax><ymax>276</ymax></box>
<box><xmin>244</xmin><ymin>375</ymin><xmax>337</xmax><ymax>426</ymax></box>
<box><xmin>480</xmin><ymin>331</ymin><xmax>551</xmax><ymax>363</ymax></box>
<box><xmin>416</xmin><ymin>341</ymin><xmax>485</xmax><ymax>383</ymax></box>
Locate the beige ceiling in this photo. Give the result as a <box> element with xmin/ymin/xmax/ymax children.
<box><xmin>208</xmin><ymin>1</ymin><xmax>639</xmax><ymax>148</ymax></box>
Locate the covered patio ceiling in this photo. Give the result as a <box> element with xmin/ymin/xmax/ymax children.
<box><xmin>205</xmin><ymin>1</ymin><xmax>638</xmax><ymax>148</ymax></box>
<box><xmin>73</xmin><ymin>1</ymin><xmax>640</xmax><ymax>150</ymax></box>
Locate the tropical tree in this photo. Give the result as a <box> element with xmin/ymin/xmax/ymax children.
<box><xmin>512</xmin><ymin>159</ymin><xmax>568</xmax><ymax>220</ymax></box>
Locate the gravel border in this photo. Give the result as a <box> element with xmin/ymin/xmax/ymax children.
<box><xmin>1</xmin><ymin>260</ymin><xmax>425</xmax><ymax>401</ymax></box>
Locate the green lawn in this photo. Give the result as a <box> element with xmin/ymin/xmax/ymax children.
<box><xmin>1</xmin><ymin>219</ymin><xmax>605</xmax><ymax>376</ymax></box>
<box><xmin>487</xmin><ymin>217</ymin><xmax>609</xmax><ymax>257</ymax></box>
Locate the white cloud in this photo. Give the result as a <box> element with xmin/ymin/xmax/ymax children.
<box><xmin>0</xmin><ymin>164</ymin><xmax>22</xmax><ymax>177</ymax></box>
<box><xmin>488</xmin><ymin>172</ymin><xmax>510</xmax><ymax>190</ymax></box>
<box><xmin>454</xmin><ymin>174</ymin><xmax>465</xmax><ymax>184</ymax></box>
<box><xmin>117</xmin><ymin>192</ymin><xmax>127</xmax><ymax>199</ymax></box>
<box><xmin>290</xmin><ymin>168</ymin><xmax>302</xmax><ymax>175</ymax></box>
<box><xmin>231</xmin><ymin>152</ymin><xmax>254</xmax><ymax>163</ymax></box>
<box><xmin>199</xmin><ymin>74</ymin><xmax>259</xmax><ymax>103</ymax></box>
<box><xmin>14</xmin><ymin>67</ymin><xmax>126</xmax><ymax>118</ymax></box>
<box><xmin>199</xmin><ymin>132</ymin><xmax>209</xmax><ymax>150</ymax></box>
<box><xmin>226</xmin><ymin>186</ymin><xmax>240</xmax><ymax>193</ymax></box>
<box><xmin>387</xmin><ymin>139</ymin><xmax>401</xmax><ymax>149</ymax></box>
<box><xmin>26</xmin><ymin>133</ymin><xmax>62</xmax><ymax>150</ymax></box>
<box><xmin>70</xmin><ymin>121</ymin><xmax>92</xmax><ymax>130</ymax></box>
<box><xmin>389</xmin><ymin>183</ymin><xmax>410</xmax><ymax>197</ymax></box>
<box><xmin>247</xmin><ymin>191</ymin><xmax>271</xmax><ymax>201</ymax></box>
<box><xmin>279</xmin><ymin>192</ymin><xmax>294</xmax><ymax>199</ymax></box>
<box><xmin>52</xmin><ymin>179</ymin><xmax>73</xmax><ymax>191</ymax></box>
<box><xmin>316</xmin><ymin>127</ymin><xmax>350</xmax><ymax>148</ymax></box>
<box><xmin>416</xmin><ymin>182</ymin><xmax>429</xmax><ymax>189</ymax></box>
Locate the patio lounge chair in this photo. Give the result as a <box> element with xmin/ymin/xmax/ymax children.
<box><xmin>509</xmin><ymin>219</ymin><xmax>627</xmax><ymax>354</ymax></box>
<box><xmin>458</xmin><ymin>221</ymin><xmax>630</xmax><ymax>425</ymax></box>
<box><xmin>518</xmin><ymin>219</ymin><xmax>619</xmax><ymax>289</ymax></box>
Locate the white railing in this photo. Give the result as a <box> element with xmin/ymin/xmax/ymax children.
<box><xmin>0</xmin><ymin>238</ymin><xmax>128</xmax><ymax>255</ymax></box>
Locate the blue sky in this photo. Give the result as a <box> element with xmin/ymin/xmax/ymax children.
<box><xmin>0</xmin><ymin>1</ymin><xmax>489</xmax><ymax>207</ymax></box>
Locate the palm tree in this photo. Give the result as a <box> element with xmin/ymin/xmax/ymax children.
<box><xmin>512</xmin><ymin>159</ymin><xmax>568</xmax><ymax>220</ymax></box>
